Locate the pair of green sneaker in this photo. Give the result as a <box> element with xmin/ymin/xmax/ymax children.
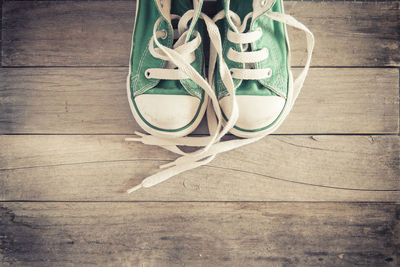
<box><xmin>126</xmin><ymin>0</ymin><xmax>314</xmax><ymax>192</ymax></box>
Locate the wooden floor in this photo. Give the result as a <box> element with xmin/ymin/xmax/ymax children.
<box><xmin>1</xmin><ymin>0</ymin><xmax>399</xmax><ymax>266</ymax></box>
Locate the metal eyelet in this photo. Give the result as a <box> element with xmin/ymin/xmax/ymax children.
<box><xmin>145</xmin><ymin>70</ymin><xmax>151</xmax><ymax>79</ymax></box>
<box><xmin>160</xmin><ymin>29</ymin><xmax>167</xmax><ymax>40</ymax></box>
<box><xmin>267</xmin><ymin>69</ymin><xmax>272</xmax><ymax>78</ymax></box>
<box><xmin>261</xmin><ymin>0</ymin><xmax>267</xmax><ymax>7</ymax></box>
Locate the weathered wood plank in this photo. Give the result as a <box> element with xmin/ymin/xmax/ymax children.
<box><xmin>2</xmin><ymin>1</ymin><xmax>400</xmax><ymax>67</ymax></box>
<box><xmin>286</xmin><ymin>1</ymin><xmax>400</xmax><ymax>67</ymax></box>
<box><xmin>1</xmin><ymin>135</ymin><xmax>399</xmax><ymax>201</ymax></box>
<box><xmin>0</xmin><ymin>68</ymin><xmax>398</xmax><ymax>134</ymax></box>
<box><xmin>2</xmin><ymin>1</ymin><xmax>134</xmax><ymax>67</ymax></box>
<box><xmin>0</xmin><ymin>202</ymin><xmax>398</xmax><ymax>266</ymax></box>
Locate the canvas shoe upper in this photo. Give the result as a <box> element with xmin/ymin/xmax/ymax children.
<box><xmin>213</xmin><ymin>0</ymin><xmax>313</xmax><ymax>138</ymax></box>
<box><xmin>127</xmin><ymin>0</ymin><xmax>207</xmax><ymax>137</ymax></box>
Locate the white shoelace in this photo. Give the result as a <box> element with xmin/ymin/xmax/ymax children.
<box><xmin>126</xmin><ymin>8</ymin><xmax>314</xmax><ymax>193</ymax></box>
<box><xmin>216</xmin><ymin>11</ymin><xmax>274</xmax><ymax>81</ymax></box>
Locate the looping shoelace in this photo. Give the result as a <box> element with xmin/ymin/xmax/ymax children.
<box><xmin>126</xmin><ymin>8</ymin><xmax>314</xmax><ymax>193</ymax></box>
<box><xmin>215</xmin><ymin>10</ymin><xmax>274</xmax><ymax>82</ymax></box>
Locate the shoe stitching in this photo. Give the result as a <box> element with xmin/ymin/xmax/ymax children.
<box><xmin>135</xmin><ymin>20</ymin><xmax>172</xmax><ymax>96</ymax></box>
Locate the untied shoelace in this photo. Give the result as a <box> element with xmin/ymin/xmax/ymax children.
<box><xmin>126</xmin><ymin>7</ymin><xmax>314</xmax><ymax>193</ymax></box>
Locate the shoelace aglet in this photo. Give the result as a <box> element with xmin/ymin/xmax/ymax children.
<box><xmin>126</xmin><ymin>183</ymin><xmax>143</xmax><ymax>194</ymax></box>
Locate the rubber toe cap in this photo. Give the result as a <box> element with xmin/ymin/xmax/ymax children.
<box><xmin>135</xmin><ymin>94</ymin><xmax>201</xmax><ymax>130</ymax></box>
<box><xmin>220</xmin><ymin>95</ymin><xmax>285</xmax><ymax>131</ymax></box>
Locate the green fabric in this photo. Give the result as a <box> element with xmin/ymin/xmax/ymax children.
<box><xmin>215</xmin><ymin>0</ymin><xmax>289</xmax><ymax>99</ymax></box>
<box><xmin>129</xmin><ymin>0</ymin><xmax>172</xmax><ymax>96</ymax></box>
<box><xmin>251</xmin><ymin>0</ymin><xmax>289</xmax><ymax>98</ymax></box>
<box><xmin>128</xmin><ymin>0</ymin><xmax>204</xmax><ymax>99</ymax></box>
<box><xmin>128</xmin><ymin>0</ymin><xmax>206</xmax><ymax>132</ymax></box>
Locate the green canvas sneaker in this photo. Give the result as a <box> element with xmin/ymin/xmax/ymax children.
<box><xmin>125</xmin><ymin>0</ymin><xmax>238</xmax><ymax>193</ymax></box>
<box><xmin>127</xmin><ymin>0</ymin><xmax>207</xmax><ymax>137</ymax></box>
<box><xmin>212</xmin><ymin>0</ymin><xmax>314</xmax><ymax>138</ymax></box>
<box><xmin>124</xmin><ymin>0</ymin><xmax>313</xmax><ymax>193</ymax></box>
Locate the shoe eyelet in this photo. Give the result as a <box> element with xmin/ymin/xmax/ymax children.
<box><xmin>160</xmin><ymin>29</ymin><xmax>167</xmax><ymax>40</ymax></box>
<box><xmin>145</xmin><ymin>70</ymin><xmax>151</xmax><ymax>79</ymax></box>
<box><xmin>267</xmin><ymin>69</ymin><xmax>272</xmax><ymax>78</ymax></box>
<box><xmin>261</xmin><ymin>0</ymin><xmax>267</xmax><ymax>7</ymax></box>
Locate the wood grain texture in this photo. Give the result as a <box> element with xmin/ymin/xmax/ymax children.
<box><xmin>1</xmin><ymin>202</ymin><xmax>399</xmax><ymax>266</ymax></box>
<box><xmin>2</xmin><ymin>1</ymin><xmax>400</xmax><ymax>67</ymax></box>
<box><xmin>1</xmin><ymin>1</ymin><xmax>399</xmax><ymax>265</ymax></box>
<box><xmin>2</xmin><ymin>1</ymin><xmax>134</xmax><ymax>67</ymax></box>
<box><xmin>0</xmin><ymin>68</ymin><xmax>398</xmax><ymax>134</ymax></box>
<box><xmin>1</xmin><ymin>135</ymin><xmax>399</xmax><ymax>201</ymax></box>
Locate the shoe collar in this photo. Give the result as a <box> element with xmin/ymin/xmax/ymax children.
<box><xmin>224</xmin><ymin>0</ymin><xmax>276</xmax><ymax>31</ymax></box>
<box><xmin>252</xmin><ymin>0</ymin><xmax>276</xmax><ymax>20</ymax></box>
<box><xmin>154</xmin><ymin>0</ymin><xmax>203</xmax><ymax>41</ymax></box>
<box><xmin>154</xmin><ymin>0</ymin><xmax>172</xmax><ymax>22</ymax></box>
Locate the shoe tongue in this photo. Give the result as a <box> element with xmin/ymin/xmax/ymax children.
<box><xmin>155</xmin><ymin>0</ymin><xmax>172</xmax><ymax>22</ymax></box>
<box><xmin>224</xmin><ymin>0</ymin><xmax>236</xmax><ymax>31</ymax></box>
<box><xmin>169</xmin><ymin>0</ymin><xmax>203</xmax><ymax>42</ymax></box>
<box><xmin>185</xmin><ymin>0</ymin><xmax>203</xmax><ymax>42</ymax></box>
<box><xmin>224</xmin><ymin>0</ymin><xmax>253</xmax><ymax>32</ymax></box>
<box><xmin>252</xmin><ymin>0</ymin><xmax>276</xmax><ymax>21</ymax></box>
<box><xmin>225</xmin><ymin>0</ymin><xmax>276</xmax><ymax>27</ymax></box>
